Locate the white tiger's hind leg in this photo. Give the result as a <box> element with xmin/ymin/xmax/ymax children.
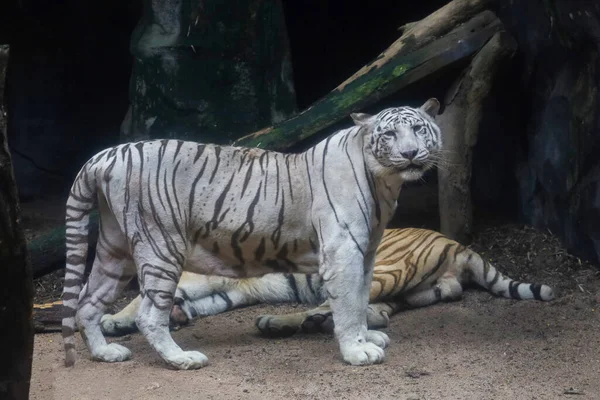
<box><xmin>76</xmin><ymin>255</ymin><xmax>136</xmax><ymax>363</ymax></box>
<box><xmin>134</xmin><ymin>254</ymin><xmax>208</xmax><ymax>370</ymax></box>
<box><xmin>102</xmin><ymin>272</ymin><xmax>218</xmax><ymax>336</ymax></box>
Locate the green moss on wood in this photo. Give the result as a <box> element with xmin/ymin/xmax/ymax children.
<box><xmin>235</xmin><ymin>18</ymin><xmax>502</xmax><ymax>151</ymax></box>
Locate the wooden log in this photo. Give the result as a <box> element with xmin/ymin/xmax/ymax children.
<box><xmin>437</xmin><ymin>31</ymin><xmax>518</xmax><ymax>243</ymax></box>
<box><xmin>28</xmin><ymin>214</ymin><xmax>98</xmax><ymax>278</ymax></box>
<box><xmin>234</xmin><ymin>0</ymin><xmax>497</xmax><ymax>150</ymax></box>
<box><xmin>28</xmin><ymin>225</ymin><xmax>68</xmax><ymax>278</ymax></box>
<box><xmin>32</xmin><ymin>301</ymin><xmax>64</xmax><ymax>334</ymax></box>
<box><xmin>0</xmin><ymin>45</ymin><xmax>34</xmax><ymax>400</ymax></box>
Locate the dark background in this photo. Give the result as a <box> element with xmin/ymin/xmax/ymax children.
<box><xmin>1</xmin><ymin>0</ymin><xmax>599</xmax><ymax>265</ymax></box>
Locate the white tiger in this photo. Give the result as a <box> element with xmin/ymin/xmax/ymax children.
<box><xmin>62</xmin><ymin>99</ymin><xmax>443</xmax><ymax>369</ymax></box>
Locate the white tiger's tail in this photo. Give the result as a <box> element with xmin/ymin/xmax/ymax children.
<box><xmin>465</xmin><ymin>249</ymin><xmax>555</xmax><ymax>301</ymax></box>
<box><xmin>62</xmin><ymin>161</ymin><xmax>98</xmax><ymax>367</ymax></box>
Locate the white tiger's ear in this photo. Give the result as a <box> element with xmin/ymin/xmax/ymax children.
<box><xmin>420</xmin><ymin>98</ymin><xmax>440</xmax><ymax>118</ymax></box>
<box><xmin>350</xmin><ymin>112</ymin><xmax>373</xmax><ymax>126</ymax></box>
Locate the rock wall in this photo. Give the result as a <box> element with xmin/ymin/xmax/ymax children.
<box><xmin>121</xmin><ymin>0</ymin><xmax>297</xmax><ymax>144</ymax></box>
<box><xmin>4</xmin><ymin>0</ymin><xmax>139</xmax><ymax>200</ymax></box>
<box><xmin>3</xmin><ymin>0</ymin><xmax>297</xmax><ymax>198</ymax></box>
<box><xmin>0</xmin><ymin>46</ymin><xmax>7</xmax><ymax>135</ymax></box>
<box><xmin>493</xmin><ymin>0</ymin><xmax>600</xmax><ymax>264</ymax></box>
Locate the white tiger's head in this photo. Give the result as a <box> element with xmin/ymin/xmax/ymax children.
<box><xmin>352</xmin><ymin>98</ymin><xmax>442</xmax><ymax>181</ymax></box>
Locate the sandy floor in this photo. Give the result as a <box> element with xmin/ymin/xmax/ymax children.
<box><xmin>29</xmin><ymin>223</ymin><xmax>600</xmax><ymax>400</ymax></box>
<box><xmin>31</xmin><ymin>285</ymin><xmax>600</xmax><ymax>400</ymax></box>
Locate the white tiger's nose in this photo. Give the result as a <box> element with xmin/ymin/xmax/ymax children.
<box><xmin>400</xmin><ymin>149</ymin><xmax>417</xmax><ymax>160</ymax></box>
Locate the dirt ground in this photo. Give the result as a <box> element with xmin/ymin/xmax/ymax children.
<box><xmin>27</xmin><ymin>211</ymin><xmax>600</xmax><ymax>399</ymax></box>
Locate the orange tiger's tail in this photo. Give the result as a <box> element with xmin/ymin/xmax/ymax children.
<box><xmin>465</xmin><ymin>249</ymin><xmax>555</xmax><ymax>301</ymax></box>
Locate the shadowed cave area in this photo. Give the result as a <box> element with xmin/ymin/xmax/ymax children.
<box><xmin>2</xmin><ymin>0</ymin><xmax>600</xmax><ymax>267</ymax></box>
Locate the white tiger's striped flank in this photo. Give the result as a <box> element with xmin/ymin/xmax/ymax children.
<box><xmin>62</xmin><ymin>99</ymin><xmax>443</xmax><ymax>369</ymax></box>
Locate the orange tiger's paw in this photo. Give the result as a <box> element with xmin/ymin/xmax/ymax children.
<box><xmin>169</xmin><ymin>304</ymin><xmax>190</xmax><ymax>327</ymax></box>
<box><xmin>365</xmin><ymin>330</ymin><xmax>389</xmax><ymax>349</ymax></box>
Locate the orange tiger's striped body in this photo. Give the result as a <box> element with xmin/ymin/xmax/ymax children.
<box><xmin>101</xmin><ymin>228</ymin><xmax>554</xmax><ymax>338</ymax></box>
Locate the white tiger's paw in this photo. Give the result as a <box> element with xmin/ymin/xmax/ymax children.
<box><xmin>365</xmin><ymin>330</ymin><xmax>390</xmax><ymax>349</ymax></box>
<box><xmin>91</xmin><ymin>343</ymin><xmax>132</xmax><ymax>363</ymax></box>
<box><xmin>340</xmin><ymin>341</ymin><xmax>385</xmax><ymax>366</ymax></box>
<box><xmin>164</xmin><ymin>350</ymin><xmax>209</xmax><ymax>370</ymax></box>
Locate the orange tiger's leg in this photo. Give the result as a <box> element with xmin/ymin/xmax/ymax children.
<box><xmin>305</xmin><ymin>302</ymin><xmax>399</xmax><ymax>331</ymax></box>
<box><xmin>402</xmin><ymin>273</ymin><xmax>464</xmax><ymax>307</ymax></box>
<box><xmin>101</xmin><ymin>295</ymin><xmax>141</xmax><ymax>336</ymax></box>
<box><xmin>255</xmin><ymin>309</ymin><xmax>316</xmax><ymax>338</ymax></box>
<box><xmin>255</xmin><ymin>304</ymin><xmax>335</xmax><ymax>337</ymax></box>
<box><xmin>255</xmin><ymin>301</ymin><xmax>397</xmax><ymax>337</ymax></box>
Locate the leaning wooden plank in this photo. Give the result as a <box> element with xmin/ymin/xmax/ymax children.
<box><xmin>234</xmin><ymin>10</ymin><xmax>500</xmax><ymax>150</ymax></box>
<box><xmin>349</xmin><ymin>0</ymin><xmax>495</xmax><ymax>84</ymax></box>
<box><xmin>437</xmin><ymin>31</ymin><xmax>517</xmax><ymax>243</ymax></box>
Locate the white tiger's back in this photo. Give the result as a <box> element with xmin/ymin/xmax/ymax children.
<box><xmin>91</xmin><ymin>140</ymin><xmax>327</xmax><ymax>275</ymax></box>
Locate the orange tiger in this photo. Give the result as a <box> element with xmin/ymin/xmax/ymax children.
<box><xmin>101</xmin><ymin>228</ymin><xmax>554</xmax><ymax>337</ymax></box>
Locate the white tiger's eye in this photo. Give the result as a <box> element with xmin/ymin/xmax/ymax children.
<box><xmin>413</xmin><ymin>125</ymin><xmax>424</xmax><ymax>134</ymax></box>
<box><xmin>382</xmin><ymin>131</ymin><xmax>396</xmax><ymax>138</ymax></box>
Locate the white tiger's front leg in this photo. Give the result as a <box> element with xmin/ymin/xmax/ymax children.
<box><xmin>322</xmin><ymin>244</ymin><xmax>388</xmax><ymax>366</ymax></box>
<box><xmin>361</xmin><ymin>249</ymin><xmax>390</xmax><ymax>349</ymax></box>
